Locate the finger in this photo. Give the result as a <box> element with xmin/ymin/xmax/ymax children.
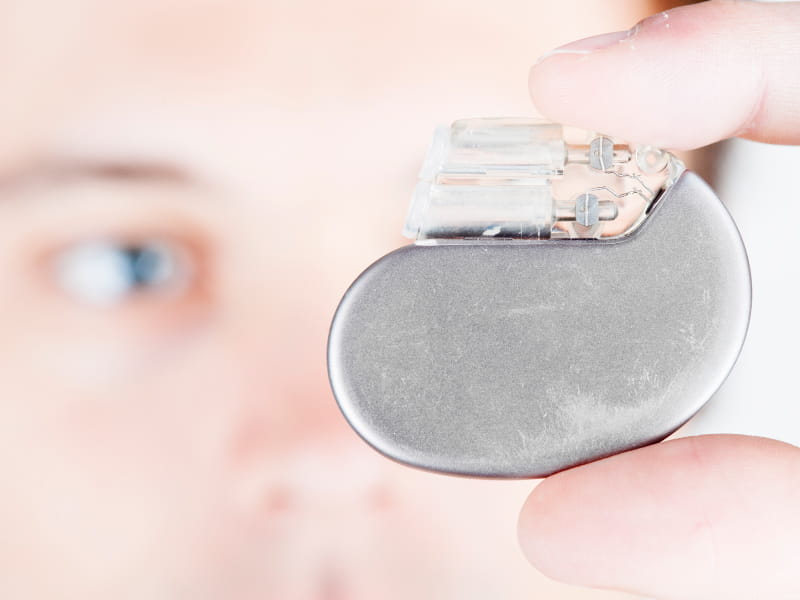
<box><xmin>518</xmin><ymin>435</ymin><xmax>800</xmax><ymax>600</ymax></box>
<box><xmin>529</xmin><ymin>0</ymin><xmax>800</xmax><ymax>149</ymax></box>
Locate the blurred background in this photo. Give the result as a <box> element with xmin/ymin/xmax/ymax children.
<box><xmin>0</xmin><ymin>0</ymin><xmax>795</xmax><ymax>598</ymax></box>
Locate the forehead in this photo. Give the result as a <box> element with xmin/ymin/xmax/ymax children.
<box><xmin>0</xmin><ymin>0</ymin><xmax>656</xmax><ymax>105</ymax></box>
<box><xmin>0</xmin><ymin>0</ymin><xmax>654</xmax><ymax>191</ymax></box>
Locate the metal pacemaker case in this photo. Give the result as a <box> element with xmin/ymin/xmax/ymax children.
<box><xmin>328</xmin><ymin>118</ymin><xmax>751</xmax><ymax>478</ymax></box>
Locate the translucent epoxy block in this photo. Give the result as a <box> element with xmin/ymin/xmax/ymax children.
<box><xmin>405</xmin><ymin>118</ymin><xmax>684</xmax><ymax>241</ymax></box>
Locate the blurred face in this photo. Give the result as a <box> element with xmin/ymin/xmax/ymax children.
<box><xmin>0</xmin><ymin>1</ymin><xmax>667</xmax><ymax>598</ymax></box>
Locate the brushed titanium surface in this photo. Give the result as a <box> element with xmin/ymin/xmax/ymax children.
<box><xmin>328</xmin><ymin>172</ymin><xmax>751</xmax><ymax>478</ymax></box>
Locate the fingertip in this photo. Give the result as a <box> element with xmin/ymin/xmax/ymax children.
<box><xmin>517</xmin><ymin>471</ymin><xmax>588</xmax><ymax>587</ymax></box>
<box><xmin>517</xmin><ymin>435</ymin><xmax>800</xmax><ymax>598</ymax></box>
<box><xmin>528</xmin><ymin>2</ymin><xmax>786</xmax><ymax>149</ymax></box>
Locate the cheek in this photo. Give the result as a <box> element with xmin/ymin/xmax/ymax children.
<box><xmin>0</xmin><ymin>324</ymin><xmax>257</xmax><ymax>592</ymax></box>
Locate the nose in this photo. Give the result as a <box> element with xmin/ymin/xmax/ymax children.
<box><xmin>222</xmin><ymin>218</ymin><xmax>402</xmax><ymax>512</ymax></box>
<box><xmin>263</xmin><ymin>441</ymin><xmax>394</xmax><ymax>513</ymax></box>
<box><xmin>229</xmin><ymin>330</ymin><xmax>395</xmax><ymax>516</ymax></box>
<box><xmin>231</xmin><ymin>422</ymin><xmax>397</xmax><ymax>524</ymax></box>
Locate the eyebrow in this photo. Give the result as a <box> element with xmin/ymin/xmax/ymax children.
<box><xmin>0</xmin><ymin>159</ymin><xmax>195</xmax><ymax>192</ymax></box>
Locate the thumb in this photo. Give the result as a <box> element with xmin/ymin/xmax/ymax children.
<box><xmin>529</xmin><ymin>0</ymin><xmax>800</xmax><ymax>149</ymax></box>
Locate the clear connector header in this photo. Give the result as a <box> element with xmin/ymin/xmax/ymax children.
<box><xmin>404</xmin><ymin>118</ymin><xmax>684</xmax><ymax>241</ymax></box>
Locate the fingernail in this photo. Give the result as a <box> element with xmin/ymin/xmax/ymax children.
<box><xmin>535</xmin><ymin>29</ymin><xmax>634</xmax><ymax>63</ymax></box>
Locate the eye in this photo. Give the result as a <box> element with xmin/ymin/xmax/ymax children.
<box><xmin>53</xmin><ymin>240</ymin><xmax>194</xmax><ymax>306</ymax></box>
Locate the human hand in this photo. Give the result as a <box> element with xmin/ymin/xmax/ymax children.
<box><xmin>519</xmin><ymin>2</ymin><xmax>800</xmax><ymax>599</ymax></box>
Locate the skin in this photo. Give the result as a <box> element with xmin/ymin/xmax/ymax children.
<box><xmin>522</xmin><ymin>1</ymin><xmax>800</xmax><ymax>599</ymax></box>
<box><xmin>0</xmin><ymin>1</ymin><xmax>670</xmax><ymax>599</ymax></box>
<box><xmin>1</xmin><ymin>0</ymin><xmax>794</xmax><ymax>598</ymax></box>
